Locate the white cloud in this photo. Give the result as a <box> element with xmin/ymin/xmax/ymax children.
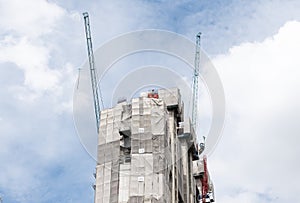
<box><xmin>0</xmin><ymin>36</ymin><xmax>61</xmax><ymax>92</ymax></box>
<box><xmin>0</xmin><ymin>0</ymin><xmax>65</xmax><ymax>37</ymax></box>
<box><xmin>0</xmin><ymin>1</ymin><xmax>84</xmax><ymax>202</ymax></box>
<box><xmin>0</xmin><ymin>0</ymin><xmax>80</xmax><ymax>101</ymax></box>
<box><xmin>210</xmin><ymin>21</ymin><xmax>300</xmax><ymax>202</ymax></box>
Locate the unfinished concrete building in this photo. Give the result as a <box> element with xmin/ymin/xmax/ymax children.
<box><xmin>94</xmin><ymin>88</ymin><xmax>214</xmax><ymax>203</ymax></box>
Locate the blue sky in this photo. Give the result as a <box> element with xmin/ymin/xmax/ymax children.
<box><xmin>0</xmin><ymin>0</ymin><xmax>300</xmax><ymax>202</ymax></box>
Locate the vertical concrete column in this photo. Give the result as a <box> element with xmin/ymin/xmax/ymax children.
<box><xmin>168</xmin><ymin>111</ymin><xmax>176</xmax><ymax>203</ymax></box>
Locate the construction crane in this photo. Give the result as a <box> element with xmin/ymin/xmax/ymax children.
<box><xmin>192</xmin><ymin>32</ymin><xmax>201</xmax><ymax>132</ymax></box>
<box><xmin>83</xmin><ymin>12</ymin><xmax>104</xmax><ymax>133</ymax></box>
<box><xmin>191</xmin><ymin>33</ymin><xmax>214</xmax><ymax>202</ymax></box>
<box><xmin>192</xmin><ymin>33</ymin><xmax>206</xmax><ymax>154</ymax></box>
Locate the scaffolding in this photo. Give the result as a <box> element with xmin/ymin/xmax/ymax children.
<box><xmin>94</xmin><ymin>88</ymin><xmax>215</xmax><ymax>203</ymax></box>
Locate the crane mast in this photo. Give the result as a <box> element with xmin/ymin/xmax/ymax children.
<box><xmin>83</xmin><ymin>12</ymin><xmax>103</xmax><ymax>133</ymax></box>
<box><xmin>192</xmin><ymin>32</ymin><xmax>201</xmax><ymax>131</ymax></box>
<box><xmin>191</xmin><ymin>33</ymin><xmax>214</xmax><ymax>203</ymax></box>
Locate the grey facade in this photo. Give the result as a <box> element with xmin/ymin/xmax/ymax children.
<box><xmin>94</xmin><ymin>88</ymin><xmax>214</xmax><ymax>203</ymax></box>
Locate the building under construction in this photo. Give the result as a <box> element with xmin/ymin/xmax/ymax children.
<box><xmin>82</xmin><ymin>12</ymin><xmax>215</xmax><ymax>203</ymax></box>
<box><xmin>94</xmin><ymin>88</ymin><xmax>215</xmax><ymax>203</ymax></box>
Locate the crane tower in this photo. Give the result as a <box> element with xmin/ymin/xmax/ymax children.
<box><xmin>83</xmin><ymin>12</ymin><xmax>104</xmax><ymax>132</ymax></box>
<box><xmin>192</xmin><ymin>32</ymin><xmax>201</xmax><ymax>131</ymax></box>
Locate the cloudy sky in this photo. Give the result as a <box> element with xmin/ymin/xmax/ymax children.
<box><xmin>1</xmin><ymin>0</ymin><xmax>300</xmax><ymax>202</ymax></box>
